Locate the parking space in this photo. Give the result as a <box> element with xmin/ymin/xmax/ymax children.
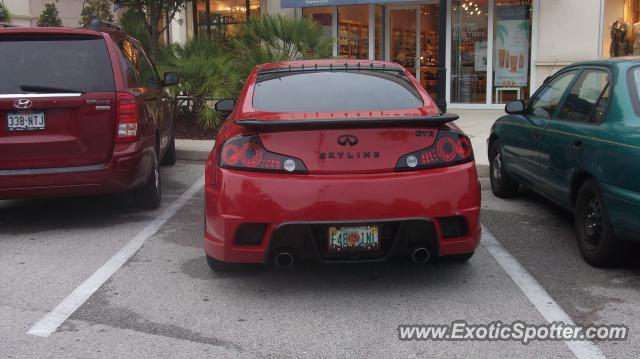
<box><xmin>1</xmin><ymin>162</ymin><xmax>638</xmax><ymax>358</ymax></box>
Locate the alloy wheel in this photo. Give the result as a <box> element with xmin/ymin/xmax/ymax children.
<box><xmin>583</xmin><ymin>196</ymin><xmax>603</xmax><ymax>249</ymax></box>
<box><xmin>493</xmin><ymin>151</ymin><xmax>503</xmax><ymax>182</ymax></box>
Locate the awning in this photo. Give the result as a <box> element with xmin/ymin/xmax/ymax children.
<box><xmin>280</xmin><ymin>0</ymin><xmax>420</xmax><ymax>8</ymax></box>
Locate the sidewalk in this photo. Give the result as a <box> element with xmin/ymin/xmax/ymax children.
<box><xmin>175</xmin><ymin>109</ymin><xmax>502</xmax><ymax>177</ymax></box>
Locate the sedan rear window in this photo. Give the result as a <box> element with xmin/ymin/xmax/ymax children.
<box><xmin>252</xmin><ymin>70</ymin><xmax>424</xmax><ymax>112</ymax></box>
<box><xmin>0</xmin><ymin>37</ymin><xmax>115</xmax><ymax>94</ymax></box>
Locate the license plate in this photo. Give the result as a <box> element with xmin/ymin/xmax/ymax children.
<box><xmin>328</xmin><ymin>225</ymin><xmax>380</xmax><ymax>252</ymax></box>
<box><xmin>7</xmin><ymin>112</ymin><xmax>45</xmax><ymax>131</ymax></box>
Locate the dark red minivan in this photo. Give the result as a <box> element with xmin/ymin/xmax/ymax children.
<box><xmin>0</xmin><ymin>24</ymin><xmax>177</xmax><ymax>208</ymax></box>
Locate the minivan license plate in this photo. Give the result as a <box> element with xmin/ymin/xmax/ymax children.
<box><xmin>328</xmin><ymin>225</ymin><xmax>380</xmax><ymax>252</ymax></box>
<box><xmin>7</xmin><ymin>112</ymin><xmax>45</xmax><ymax>131</ymax></box>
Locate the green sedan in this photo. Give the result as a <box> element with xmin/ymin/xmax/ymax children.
<box><xmin>488</xmin><ymin>59</ymin><xmax>640</xmax><ymax>267</ymax></box>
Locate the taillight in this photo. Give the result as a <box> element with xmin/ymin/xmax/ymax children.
<box><xmin>116</xmin><ymin>92</ymin><xmax>139</xmax><ymax>143</ymax></box>
<box><xmin>220</xmin><ymin>136</ymin><xmax>307</xmax><ymax>173</ymax></box>
<box><xmin>395</xmin><ymin>130</ymin><xmax>474</xmax><ymax>171</ymax></box>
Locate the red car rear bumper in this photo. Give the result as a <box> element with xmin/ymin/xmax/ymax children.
<box><xmin>0</xmin><ymin>142</ymin><xmax>153</xmax><ymax>199</ymax></box>
<box><xmin>204</xmin><ymin>161</ymin><xmax>481</xmax><ymax>263</ymax></box>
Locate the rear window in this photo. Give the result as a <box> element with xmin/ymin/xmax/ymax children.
<box><xmin>252</xmin><ymin>70</ymin><xmax>424</xmax><ymax>112</ymax></box>
<box><xmin>0</xmin><ymin>37</ymin><xmax>115</xmax><ymax>94</ymax></box>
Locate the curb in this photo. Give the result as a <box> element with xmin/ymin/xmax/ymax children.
<box><xmin>176</xmin><ymin>148</ymin><xmax>210</xmax><ymax>161</ymax></box>
<box><xmin>175</xmin><ymin>141</ymin><xmax>490</xmax><ymax>178</ymax></box>
<box><xmin>476</xmin><ymin>164</ymin><xmax>489</xmax><ymax>178</ymax></box>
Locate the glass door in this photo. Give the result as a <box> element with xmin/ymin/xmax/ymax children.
<box><xmin>387</xmin><ymin>6</ymin><xmax>419</xmax><ymax>79</ymax></box>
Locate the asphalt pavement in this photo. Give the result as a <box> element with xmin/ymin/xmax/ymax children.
<box><xmin>1</xmin><ymin>161</ymin><xmax>639</xmax><ymax>358</ymax></box>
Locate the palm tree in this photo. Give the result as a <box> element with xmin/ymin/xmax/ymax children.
<box><xmin>231</xmin><ymin>14</ymin><xmax>334</xmax><ymax>76</ymax></box>
<box><xmin>159</xmin><ymin>38</ymin><xmax>243</xmax><ymax>129</ymax></box>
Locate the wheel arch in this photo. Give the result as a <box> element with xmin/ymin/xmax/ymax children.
<box><xmin>570</xmin><ymin>171</ymin><xmax>595</xmax><ymax>210</ymax></box>
<box><xmin>487</xmin><ymin>132</ymin><xmax>499</xmax><ymax>157</ymax></box>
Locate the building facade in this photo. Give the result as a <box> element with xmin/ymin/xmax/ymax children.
<box><xmin>3</xmin><ymin>0</ymin><xmax>121</xmax><ymax>28</ymax></box>
<box><xmin>173</xmin><ymin>0</ymin><xmax>640</xmax><ymax>110</ymax></box>
<box><xmin>3</xmin><ymin>0</ymin><xmax>638</xmax><ymax>110</ymax></box>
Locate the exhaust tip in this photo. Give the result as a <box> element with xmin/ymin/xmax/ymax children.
<box><xmin>274</xmin><ymin>252</ymin><xmax>294</xmax><ymax>269</ymax></box>
<box><xmin>411</xmin><ymin>247</ymin><xmax>431</xmax><ymax>264</ymax></box>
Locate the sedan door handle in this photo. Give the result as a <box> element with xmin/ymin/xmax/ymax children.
<box><xmin>574</xmin><ymin>140</ymin><xmax>583</xmax><ymax>149</ymax></box>
<box><xmin>534</xmin><ymin>134</ymin><xmax>543</xmax><ymax>140</ymax></box>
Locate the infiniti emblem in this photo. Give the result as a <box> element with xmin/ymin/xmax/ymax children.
<box><xmin>13</xmin><ymin>99</ymin><xmax>32</xmax><ymax>109</ymax></box>
<box><xmin>337</xmin><ymin>135</ymin><xmax>358</xmax><ymax>146</ymax></box>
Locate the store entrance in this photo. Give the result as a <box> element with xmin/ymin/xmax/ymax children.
<box><xmin>386</xmin><ymin>4</ymin><xmax>441</xmax><ymax>101</ymax></box>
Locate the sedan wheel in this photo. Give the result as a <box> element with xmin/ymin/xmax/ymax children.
<box><xmin>489</xmin><ymin>139</ymin><xmax>519</xmax><ymax>198</ymax></box>
<box><xmin>575</xmin><ymin>179</ymin><xmax>626</xmax><ymax>267</ymax></box>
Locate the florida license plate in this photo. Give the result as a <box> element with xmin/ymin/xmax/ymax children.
<box><xmin>328</xmin><ymin>225</ymin><xmax>380</xmax><ymax>252</ymax></box>
<box><xmin>7</xmin><ymin>112</ymin><xmax>45</xmax><ymax>131</ymax></box>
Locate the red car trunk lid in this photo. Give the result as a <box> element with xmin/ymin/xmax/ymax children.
<box><xmin>0</xmin><ymin>33</ymin><xmax>117</xmax><ymax>170</ymax></box>
<box><xmin>259</xmin><ymin>128</ymin><xmax>439</xmax><ymax>174</ymax></box>
<box><xmin>0</xmin><ymin>93</ymin><xmax>116</xmax><ymax>169</ymax></box>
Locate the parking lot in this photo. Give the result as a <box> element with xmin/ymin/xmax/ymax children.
<box><xmin>1</xmin><ymin>160</ymin><xmax>639</xmax><ymax>358</ymax></box>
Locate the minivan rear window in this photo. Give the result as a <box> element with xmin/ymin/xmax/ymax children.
<box><xmin>0</xmin><ymin>37</ymin><xmax>115</xmax><ymax>94</ymax></box>
<box><xmin>252</xmin><ymin>70</ymin><xmax>424</xmax><ymax>112</ymax></box>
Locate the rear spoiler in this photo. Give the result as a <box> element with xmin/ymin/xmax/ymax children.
<box><xmin>235</xmin><ymin>113</ymin><xmax>459</xmax><ymax>130</ymax></box>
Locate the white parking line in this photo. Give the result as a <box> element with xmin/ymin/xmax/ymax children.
<box><xmin>27</xmin><ymin>175</ymin><xmax>205</xmax><ymax>337</ymax></box>
<box><xmin>481</xmin><ymin>225</ymin><xmax>606</xmax><ymax>359</ymax></box>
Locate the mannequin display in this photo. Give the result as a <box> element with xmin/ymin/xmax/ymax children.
<box><xmin>610</xmin><ymin>18</ymin><xmax>631</xmax><ymax>57</ymax></box>
<box><xmin>634</xmin><ymin>22</ymin><xmax>640</xmax><ymax>56</ymax></box>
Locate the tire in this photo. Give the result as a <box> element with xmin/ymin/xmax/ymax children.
<box><xmin>575</xmin><ymin>179</ymin><xmax>626</xmax><ymax>267</ymax></box>
<box><xmin>489</xmin><ymin>139</ymin><xmax>519</xmax><ymax>198</ymax></box>
<box><xmin>134</xmin><ymin>148</ymin><xmax>161</xmax><ymax>210</ymax></box>
<box><xmin>161</xmin><ymin>137</ymin><xmax>176</xmax><ymax>166</ymax></box>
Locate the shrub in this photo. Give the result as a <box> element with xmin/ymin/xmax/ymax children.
<box><xmin>0</xmin><ymin>4</ymin><xmax>11</xmax><ymax>23</ymax></box>
<box><xmin>120</xmin><ymin>8</ymin><xmax>150</xmax><ymax>51</ymax></box>
<box><xmin>158</xmin><ymin>14</ymin><xmax>334</xmax><ymax>130</ymax></box>
<box><xmin>159</xmin><ymin>38</ymin><xmax>242</xmax><ymax>129</ymax></box>
<box><xmin>37</xmin><ymin>3</ymin><xmax>63</xmax><ymax>27</ymax></box>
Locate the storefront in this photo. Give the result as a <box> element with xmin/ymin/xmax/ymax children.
<box><xmin>280</xmin><ymin>0</ymin><xmax>534</xmax><ymax>110</ymax></box>
<box><xmin>603</xmin><ymin>0</ymin><xmax>640</xmax><ymax>57</ymax></box>
<box><xmin>192</xmin><ymin>0</ymin><xmax>262</xmax><ymax>39</ymax></box>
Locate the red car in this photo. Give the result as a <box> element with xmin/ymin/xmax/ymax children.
<box><xmin>204</xmin><ymin>60</ymin><xmax>480</xmax><ymax>269</ymax></box>
<box><xmin>0</xmin><ymin>22</ymin><xmax>177</xmax><ymax>208</ymax></box>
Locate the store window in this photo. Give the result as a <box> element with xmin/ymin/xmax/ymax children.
<box><xmin>195</xmin><ymin>0</ymin><xmax>260</xmax><ymax>39</ymax></box>
<box><xmin>604</xmin><ymin>0</ymin><xmax>640</xmax><ymax>57</ymax></box>
<box><xmin>303</xmin><ymin>6</ymin><xmax>334</xmax><ymax>40</ymax></box>
<box><xmin>451</xmin><ymin>0</ymin><xmax>489</xmax><ymax>104</ymax></box>
<box><xmin>420</xmin><ymin>5</ymin><xmax>440</xmax><ymax>101</ymax></box>
<box><xmin>338</xmin><ymin>5</ymin><xmax>369</xmax><ymax>59</ymax></box>
<box><xmin>492</xmin><ymin>0</ymin><xmax>532</xmax><ymax>104</ymax></box>
<box><xmin>390</xmin><ymin>8</ymin><xmax>417</xmax><ymax>76</ymax></box>
<box><xmin>375</xmin><ymin>5</ymin><xmax>384</xmax><ymax>60</ymax></box>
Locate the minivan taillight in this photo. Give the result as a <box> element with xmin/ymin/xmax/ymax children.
<box><xmin>116</xmin><ymin>92</ymin><xmax>139</xmax><ymax>143</ymax></box>
<box><xmin>220</xmin><ymin>136</ymin><xmax>307</xmax><ymax>173</ymax></box>
<box><xmin>395</xmin><ymin>130</ymin><xmax>474</xmax><ymax>171</ymax></box>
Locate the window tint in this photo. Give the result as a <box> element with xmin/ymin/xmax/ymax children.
<box><xmin>133</xmin><ymin>43</ymin><xmax>160</xmax><ymax>87</ymax></box>
<box><xmin>119</xmin><ymin>39</ymin><xmax>141</xmax><ymax>87</ymax></box>
<box><xmin>558</xmin><ymin>70</ymin><xmax>610</xmax><ymax>123</ymax></box>
<box><xmin>252</xmin><ymin>71</ymin><xmax>424</xmax><ymax>112</ymax></box>
<box><xmin>627</xmin><ymin>66</ymin><xmax>640</xmax><ymax>116</ymax></box>
<box><xmin>118</xmin><ymin>39</ymin><xmax>159</xmax><ymax>88</ymax></box>
<box><xmin>0</xmin><ymin>38</ymin><xmax>115</xmax><ymax>94</ymax></box>
<box><xmin>529</xmin><ymin>71</ymin><xmax>578</xmax><ymax>119</ymax></box>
